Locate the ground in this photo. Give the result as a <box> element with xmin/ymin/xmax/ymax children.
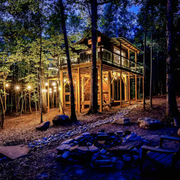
<box><xmin>0</xmin><ymin>96</ymin><xmax>180</xmax><ymax>180</ymax></box>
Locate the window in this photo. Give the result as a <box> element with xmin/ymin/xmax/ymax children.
<box><xmin>102</xmin><ymin>49</ymin><xmax>111</xmax><ymax>62</ymax></box>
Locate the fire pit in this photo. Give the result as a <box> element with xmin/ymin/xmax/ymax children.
<box><xmin>56</xmin><ymin>130</ymin><xmax>147</xmax><ymax>168</ymax></box>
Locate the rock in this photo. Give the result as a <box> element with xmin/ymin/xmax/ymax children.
<box><xmin>69</xmin><ymin>145</ymin><xmax>79</xmax><ymax>151</ymax></box>
<box><xmin>57</xmin><ymin>144</ymin><xmax>71</xmax><ymax>153</ymax></box>
<box><xmin>36</xmin><ymin>172</ymin><xmax>49</xmax><ymax>180</ymax></box>
<box><xmin>82</xmin><ymin>132</ymin><xmax>90</xmax><ymax>137</ymax></box>
<box><xmin>74</xmin><ymin>136</ymin><xmax>83</xmax><ymax>141</ymax></box>
<box><xmin>89</xmin><ymin>146</ymin><xmax>99</xmax><ymax>153</ymax></box>
<box><xmin>122</xmin><ymin>154</ymin><xmax>132</xmax><ymax>162</ymax></box>
<box><xmin>112</xmin><ymin>118</ymin><xmax>130</xmax><ymax>125</ymax></box>
<box><xmin>36</xmin><ymin>121</ymin><xmax>50</xmax><ymax>131</ymax></box>
<box><xmin>52</xmin><ymin>115</ymin><xmax>70</xmax><ymax>126</ymax></box>
<box><xmin>115</xmin><ymin>160</ymin><xmax>124</xmax><ymax>170</ymax></box>
<box><xmin>177</xmin><ymin>128</ymin><xmax>180</xmax><ymax>137</ymax></box>
<box><xmin>61</xmin><ymin>139</ymin><xmax>73</xmax><ymax>144</ymax></box>
<box><xmin>77</xmin><ymin>146</ymin><xmax>89</xmax><ymax>153</ymax></box>
<box><xmin>138</xmin><ymin>117</ymin><xmax>162</xmax><ymax>129</ymax></box>
<box><xmin>62</xmin><ymin>151</ymin><xmax>70</xmax><ymax>159</ymax></box>
<box><xmin>95</xmin><ymin>159</ymin><xmax>112</xmax><ymax>165</ymax></box>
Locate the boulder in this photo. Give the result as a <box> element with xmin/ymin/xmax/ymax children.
<box><xmin>36</xmin><ymin>121</ymin><xmax>50</xmax><ymax>131</ymax></box>
<box><xmin>138</xmin><ymin>117</ymin><xmax>162</xmax><ymax>129</ymax></box>
<box><xmin>52</xmin><ymin>115</ymin><xmax>70</xmax><ymax>126</ymax></box>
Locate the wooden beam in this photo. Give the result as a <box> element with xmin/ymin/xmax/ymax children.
<box><xmin>108</xmin><ymin>71</ymin><xmax>111</xmax><ymax>103</ymax></box>
<box><xmin>78</xmin><ymin>68</ymin><xmax>81</xmax><ymax>113</ymax></box>
<box><xmin>60</xmin><ymin>71</ymin><xmax>64</xmax><ymax>113</ymax></box>
<box><xmin>120</xmin><ymin>70</ymin><xmax>122</xmax><ymax>107</ymax></box>
<box><xmin>99</xmin><ymin>61</ymin><xmax>103</xmax><ymax>112</ymax></box>
<box><xmin>76</xmin><ymin>74</ymin><xmax>78</xmax><ymax>112</ymax></box>
<box><xmin>135</xmin><ymin>75</ymin><xmax>137</xmax><ymax>101</ymax></box>
<box><xmin>128</xmin><ymin>72</ymin><xmax>131</xmax><ymax>105</ymax></box>
<box><xmin>47</xmin><ymin>79</ymin><xmax>50</xmax><ymax>112</ymax></box>
<box><xmin>82</xmin><ymin>76</ymin><xmax>85</xmax><ymax>110</ymax></box>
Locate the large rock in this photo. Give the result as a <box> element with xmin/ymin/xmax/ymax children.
<box><xmin>138</xmin><ymin>117</ymin><xmax>162</xmax><ymax>129</ymax></box>
<box><xmin>36</xmin><ymin>121</ymin><xmax>50</xmax><ymax>131</ymax></box>
<box><xmin>177</xmin><ymin>128</ymin><xmax>180</xmax><ymax>137</ymax></box>
<box><xmin>52</xmin><ymin>115</ymin><xmax>70</xmax><ymax>126</ymax></box>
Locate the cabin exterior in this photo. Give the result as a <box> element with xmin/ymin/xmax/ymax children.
<box><xmin>47</xmin><ymin>31</ymin><xmax>143</xmax><ymax>113</ymax></box>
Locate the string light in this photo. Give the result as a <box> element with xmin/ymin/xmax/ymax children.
<box><xmin>27</xmin><ymin>85</ymin><xmax>31</xmax><ymax>90</ymax></box>
<box><xmin>15</xmin><ymin>86</ymin><xmax>20</xmax><ymax>91</ymax></box>
<box><xmin>54</xmin><ymin>89</ymin><xmax>56</xmax><ymax>92</ymax></box>
<box><xmin>5</xmin><ymin>83</ymin><xmax>9</xmax><ymax>87</ymax></box>
<box><xmin>52</xmin><ymin>82</ymin><xmax>56</xmax><ymax>86</ymax></box>
<box><xmin>45</xmin><ymin>82</ymin><xmax>48</xmax><ymax>86</ymax></box>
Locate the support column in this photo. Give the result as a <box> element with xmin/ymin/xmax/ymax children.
<box><xmin>82</xmin><ymin>76</ymin><xmax>85</xmax><ymax>110</ymax></box>
<box><xmin>47</xmin><ymin>79</ymin><xmax>50</xmax><ymax>112</ymax></box>
<box><xmin>142</xmin><ymin>77</ymin><xmax>144</xmax><ymax>101</ymax></box>
<box><xmin>128</xmin><ymin>49</ymin><xmax>130</xmax><ymax>68</ymax></box>
<box><xmin>108</xmin><ymin>71</ymin><xmax>111</xmax><ymax>103</ymax></box>
<box><xmin>60</xmin><ymin>71</ymin><xmax>64</xmax><ymax>113</ymax></box>
<box><xmin>76</xmin><ymin>75</ymin><xmax>78</xmax><ymax>112</ymax></box>
<box><xmin>99</xmin><ymin>62</ymin><xmax>103</xmax><ymax>112</ymax></box>
<box><xmin>78</xmin><ymin>68</ymin><xmax>81</xmax><ymax>113</ymax></box>
<box><xmin>120</xmin><ymin>70</ymin><xmax>122</xmax><ymax>107</ymax></box>
<box><xmin>135</xmin><ymin>75</ymin><xmax>137</xmax><ymax>101</ymax></box>
<box><xmin>125</xmin><ymin>75</ymin><xmax>128</xmax><ymax>101</ymax></box>
<box><xmin>128</xmin><ymin>72</ymin><xmax>131</xmax><ymax>105</ymax></box>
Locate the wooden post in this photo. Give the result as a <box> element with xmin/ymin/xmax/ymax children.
<box><xmin>120</xmin><ymin>70</ymin><xmax>122</xmax><ymax>107</ymax></box>
<box><xmin>99</xmin><ymin>62</ymin><xmax>103</xmax><ymax>112</ymax></box>
<box><xmin>128</xmin><ymin>49</ymin><xmax>130</xmax><ymax>68</ymax></box>
<box><xmin>60</xmin><ymin>71</ymin><xmax>64</xmax><ymax>113</ymax></box>
<box><xmin>78</xmin><ymin>68</ymin><xmax>81</xmax><ymax>113</ymax></box>
<box><xmin>82</xmin><ymin>76</ymin><xmax>85</xmax><ymax>110</ymax></box>
<box><xmin>128</xmin><ymin>72</ymin><xmax>131</xmax><ymax>105</ymax></box>
<box><xmin>135</xmin><ymin>75</ymin><xmax>137</xmax><ymax>101</ymax></box>
<box><xmin>75</xmin><ymin>75</ymin><xmax>78</xmax><ymax>112</ymax></box>
<box><xmin>108</xmin><ymin>71</ymin><xmax>111</xmax><ymax>103</ymax></box>
<box><xmin>125</xmin><ymin>75</ymin><xmax>128</xmax><ymax>101</ymax></box>
<box><xmin>47</xmin><ymin>79</ymin><xmax>50</xmax><ymax>112</ymax></box>
<box><xmin>142</xmin><ymin>77</ymin><xmax>144</xmax><ymax>101</ymax></box>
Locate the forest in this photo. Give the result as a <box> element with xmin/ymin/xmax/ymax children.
<box><xmin>0</xmin><ymin>0</ymin><xmax>180</xmax><ymax>179</ymax></box>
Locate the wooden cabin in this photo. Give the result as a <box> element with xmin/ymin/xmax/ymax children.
<box><xmin>47</xmin><ymin>30</ymin><xmax>143</xmax><ymax>113</ymax></box>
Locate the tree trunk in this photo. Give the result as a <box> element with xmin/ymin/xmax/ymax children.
<box><xmin>42</xmin><ymin>69</ymin><xmax>47</xmax><ymax>113</ymax></box>
<box><xmin>29</xmin><ymin>91</ymin><xmax>32</xmax><ymax>113</ymax></box>
<box><xmin>88</xmin><ymin>0</ymin><xmax>98</xmax><ymax>114</ymax></box>
<box><xmin>0</xmin><ymin>94</ymin><xmax>5</xmax><ymax>128</ymax></box>
<box><xmin>166</xmin><ymin>0</ymin><xmax>180</xmax><ymax>124</ymax></box>
<box><xmin>59</xmin><ymin>0</ymin><xmax>77</xmax><ymax>122</ymax></box>
<box><xmin>143</xmin><ymin>0</ymin><xmax>147</xmax><ymax>111</ymax></box>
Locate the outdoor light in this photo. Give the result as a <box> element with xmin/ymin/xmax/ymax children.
<box><xmin>52</xmin><ymin>82</ymin><xmax>56</xmax><ymax>86</ymax></box>
<box><xmin>54</xmin><ymin>89</ymin><xmax>56</xmax><ymax>92</ymax></box>
<box><xmin>5</xmin><ymin>83</ymin><xmax>9</xmax><ymax>87</ymax></box>
<box><xmin>49</xmin><ymin>91</ymin><xmax>52</xmax><ymax>94</ymax></box>
<box><xmin>27</xmin><ymin>85</ymin><xmax>31</xmax><ymax>90</ymax></box>
<box><xmin>64</xmin><ymin>79</ymin><xmax>66</xmax><ymax>83</ymax></box>
<box><xmin>15</xmin><ymin>86</ymin><xmax>20</xmax><ymax>90</ymax></box>
<box><xmin>59</xmin><ymin>87</ymin><xmax>61</xmax><ymax>90</ymax></box>
<box><xmin>49</xmin><ymin>88</ymin><xmax>52</xmax><ymax>90</ymax></box>
<box><xmin>45</xmin><ymin>82</ymin><xmax>48</xmax><ymax>86</ymax></box>
<box><xmin>54</xmin><ymin>86</ymin><xmax>57</xmax><ymax>89</ymax></box>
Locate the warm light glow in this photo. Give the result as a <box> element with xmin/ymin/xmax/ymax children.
<box><xmin>49</xmin><ymin>91</ymin><xmax>52</xmax><ymax>94</ymax></box>
<box><xmin>27</xmin><ymin>85</ymin><xmax>31</xmax><ymax>90</ymax></box>
<box><xmin>15</xmin><ymin>86</ymin><xmax>20</xmax><ymax>90</ymax></box>
<box><xmin>52</xmin><ymin>82</ymin><xmax>56</xmax><ymax>86</ymax></box>
<box><xmin>5</xmin><ymin>84</ymin><xmax>9</xmax><ymax>87</ymax></box>
<box><xmin>45</xmin><ymin>82</ymin><xmax>48</xmax><ymax>86</ymax></box>
<box><xmin>54</xmin><ymin>86</ymin><xmax>57</xmax><ymax>89</ymax></box>
<box><xmin>64</xmin><ymin>79</ymin><xmax>66</xmax><ymax>83</ymax></box>
<box><xmin>54</xmin><ymin>89</ymin><xmax>56</xmax><ymax>92</ymax></box>
<box><xmin>49</xmin><ymin>88</ymin><xmax>52</xmax><ymax>90</ymax></box>
<box><xmin>59</xmin><ymin>87</ymin><xmax>61</xmax><ymax>90</ymax></box>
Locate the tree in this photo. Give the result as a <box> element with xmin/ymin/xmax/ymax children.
<box><xmin>166</xmin><ymin>0</ymin><xmax>180</xmax><ymax>124</ymax></box>
<box><xmin>59</xmin><ymin>0</ymin><xmax>77</xmax><ymax>122</ymax></box>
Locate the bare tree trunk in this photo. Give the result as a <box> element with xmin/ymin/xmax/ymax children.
<box><xmin>59</xmin><ymin>0</ymin><xmax>77</xmax><ymax>122</ymax></box>
<box><xmin>143</xmin><ymin>0</ymin><xmax>147</xmax><ymax>111</ymax></box>
<box><xmin>88</xmin><ymin>0</ymin><xmax>98</xmax><ymax>114</ymax></box>
<box><xmin>166</xmin><ymin>0</ymin><xmax>180</xmax><ymax>124</ymax></box>
<box><xmin>42</xmin><ymin>69</ymin><xmax>47</xmax><ymax>113</ymax></box>
<box><xmin>0</xmin><ymin>94</ymin><xmax>5</xmax><ymax>128</ymax></box>
<box><xmin>29</xmin><ymin>91</ymin><xmax>32</xmax><ymax>113</ymax></box>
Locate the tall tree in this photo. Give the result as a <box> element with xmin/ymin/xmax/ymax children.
<box><xmin>59</xmin><ymin>0</ymin><xmax>77</xmax><ymax>122</ymax></box>
<box><xmin>166</xmin><ymin>0</ymin><xmax>180</xmax><ymax>124</ymax></box>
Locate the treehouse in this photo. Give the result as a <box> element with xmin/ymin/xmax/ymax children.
<box><xmin>47</xmin><ymin>30</ymin><xmax>143</xmax><ymax>113</ymax></box>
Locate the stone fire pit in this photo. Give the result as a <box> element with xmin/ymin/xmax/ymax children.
<box><xmin>56</xmin><ymin>130</ymin><xmax>147</xmax><ymax>168</ymax></box>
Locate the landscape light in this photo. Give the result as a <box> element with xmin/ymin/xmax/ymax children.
<box><xmin>5</xmin><ymin>83</ymin><xmax>9</xmax><ymax>87</ymax></box>
<box><xmin>27</xmin><ymin>85</ymin><xmax>31</xmax><ymax>90</ymax></box>
<box><xmin>15</xmin><ymin>86</ymin><xmax>20</xmax><ymax>90</ymax></box>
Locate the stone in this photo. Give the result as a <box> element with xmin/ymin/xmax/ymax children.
<box><xmin>95</xmin><ymin>159</ymin><xmax>112</xmax><ymax>165</ymax></box>
<box><xmin>122</xmin><ymin>154</ymin><xmax>132</xmax><ymax>162</ymax></box>
<box><xmin>77</xmin><ymin>146</ymin><xmax>89</xmax><ymax>153</ymax></box>
<box><xmin>112</xmin><ymin>118</ymin><xmax>130</xmax><ymax>125</ymax></box>
<box><xmin>52</xmin><ymin>115</ymin><xmax>70</xmax><ymax>126</ymax></box>
<box><xmin>89</xmin><ymin>146</ymin><xmax>99</xmax><ymax>153</ymax></box>
<box><xmin>138</xmin><ymin>117</ymin><xmax>162</xmax><ymax>129</ymax></box>
<box><xmin>62</xmin><ymin>151</ymin><xmax>70</xmax><ymax>159</ymax></box>
<box><xmin>69</xmin><ymin>145</ymin><xmax>79</xmax><ymax>151</ymax></box>
<box><xmin>57</xmin><ymin>144</ymin><xmax>71</xmax><ymax>153</ymax></box>
<box><xmin>82</xmin><ymin>132</ymin><xmax>90</xmax><ymax>137</ymax></box>
<box><xmin>36</xmin><ymin>121</ymin><xmax>50</xmax><ymax>131</ymax></box>
<box><xmin>115</xmin><ymin>160</ymin><xmax>124</xmax><ymax>170</ymax></box>
<box><xmin>74</xmin><ymin>136</ymin><xmax>83</xmax><ymax>141</ymax></box>
<box><xmin>61</xmin><ymin>139</ymin><xmax>73</xmax><ymax>144</ymax></box>
<box><xmin>177</xmin><ymin>128</ymin><xmax>180</xmax><ymax>137</ymax></box>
